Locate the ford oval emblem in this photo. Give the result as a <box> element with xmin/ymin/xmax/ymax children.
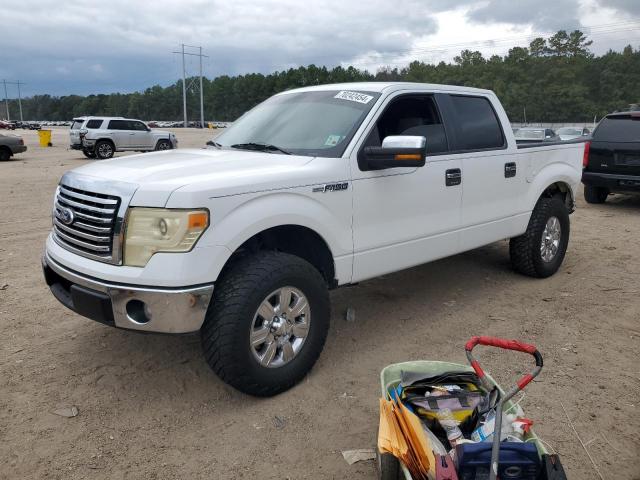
<box><xmin>58</xmin><ymin>207</ymin><xmax>75</xmax><ymax>225</ymax></box>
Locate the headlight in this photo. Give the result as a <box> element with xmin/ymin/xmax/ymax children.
<box><xmin>123</xmin><ymin>208</ymin><xmax>209</xmax><ymax>267</ymax></box>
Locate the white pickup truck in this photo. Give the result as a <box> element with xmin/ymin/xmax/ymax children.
<box><xmin>43</xmin><ymin>82</ymin><xmax>585</xmax><ymax>396</ymax></box>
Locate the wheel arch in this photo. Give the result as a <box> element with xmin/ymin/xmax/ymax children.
<box><xmin>221</xmin><ymin>224</ymin><xmax>337</xmax><ymax>288</ymax></box>
<box><xmin>527</xmin><ymin>162</ymin><xmax>579</xmax><ymax>213</ymax></box>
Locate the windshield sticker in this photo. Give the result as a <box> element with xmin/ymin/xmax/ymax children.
<box><xmin>324</xmin><ymin>135</ymin><xmax>343</xmax><ymax>146</ymax></box>
<box><xmin>334</xmin><ymin>91</ymin><xmax>374</xmax><ymax>104</ymax></box>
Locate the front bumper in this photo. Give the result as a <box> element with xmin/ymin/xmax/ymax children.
<box><xmin>582</xmin><ymin>171</ymin><xmax>640</xmax><ymax>192</ymax></box>
<box><xmin>42</xmin><ymin>252</ymin><xmax>213</xmax><ymax>333</ymax></box>
<box><xmin>12</xmin><ymin>145</ymin><xmax>27</xmax><ymax>154</ymax></box>
<box><xmin>70</xmin><ymin>143</ymin><xmax>83</xmax><ymax>150</ymax></box>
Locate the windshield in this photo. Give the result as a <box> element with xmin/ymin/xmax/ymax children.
<box><xmin>71</xmin><ymin>120</ymin><xmax>84</xmax><ymax>130</ymax></box>
<box><xmin>557</xmin><ymin>127</ymin><xmax>582</xmax><ymax>136</ymax></box>
<box><xmin>514</xmin><ymin>129</ymin><xmax>545</xmax><ymax>139</ymax></box>
<box><xmin>214</xmin><ymin>90</ymin><xmax>380</xmax><ymax>157</ymax></box>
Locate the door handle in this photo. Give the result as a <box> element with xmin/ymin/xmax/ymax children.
<box><xmin>445</xmin><ymin>168</ymin><xmax>462</xmax><ymax>187</ymax></box>
<box><xmin>505</xmin><ymin>162</ymin><xmax>517</xmax><ymax>178</ymax></box>
<box><xmin>129</xmin><ymin>133</ymin><xmax>136</xmax><ymax>135</ymax></box>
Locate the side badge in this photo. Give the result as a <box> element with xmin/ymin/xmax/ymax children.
<box><xmin>313</xmin><ymin>182</ymin><xmax>349</xmax><ymax>193</ymax></box>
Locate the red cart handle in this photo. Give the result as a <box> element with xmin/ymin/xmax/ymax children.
<box><xmin>465</xmin><ymin>336</ymin><xmax>543</xmax><ymax>392</ymax></box>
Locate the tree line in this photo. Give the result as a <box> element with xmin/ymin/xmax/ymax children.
<box><xmin>6</xmin><ymin>30</ymin><xmax>640</xmax><ymax>123</ymax></box>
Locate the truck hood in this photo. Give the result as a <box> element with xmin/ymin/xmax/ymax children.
<box><xmin>70</xmin><ymin>148</ymin><xmax>317</xmax><ymax>207</ymax></box>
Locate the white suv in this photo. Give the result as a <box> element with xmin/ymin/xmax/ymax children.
<box><xmin>70</xmin><ymin>117</ymin><xmax>177</xmax><ymax>159</ymax></box>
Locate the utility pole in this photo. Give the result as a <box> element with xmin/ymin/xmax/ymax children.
<box><xmin>3</xmin><ymin>80</ymin><xmax>9</xmax><ymax>121</ymax></box>
<box><xmin>181</xmin><ymin>44</ymin><xmax>187</xmax><ymax>128</ymax></box>
<box><xmin>199</xmin><ymin>46</ymin><xmax>204</xmax><ymax>128</ymax></box>
<box><xmin>16</xmin><ymin>81</ymin><xmax>23</xmax><ymax>122</ymax></box>
<box><xmin>172</xmin><ymin>45</ymin><xmax>208</xmax><ymax>128</ymax></box>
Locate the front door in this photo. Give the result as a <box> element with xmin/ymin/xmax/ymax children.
<box><xmin>127</xmin><ymin>120</ymin><xmax>154</xmax><ymax>149</ymax></box>
<box><xmin>350</xmin><ymin>93</ymin><xmax>463</xmax><ymax>282</ymax></box>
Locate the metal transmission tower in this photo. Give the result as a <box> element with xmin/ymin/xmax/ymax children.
<box><xmin>172</xmin><ymin>45</ymin><xmax>208</xmax><ymax>128</ymax></box>
<box><xmin>2</xmin><ymin>80</ymin><xmax>25</xmax><ymax>121</ymax></box>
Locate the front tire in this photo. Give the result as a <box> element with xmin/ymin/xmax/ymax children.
<box><xmin>95</xmin><ymin>140</ymin><xmax>114</xmax><ymax>159</ymax></box>
<box><xmin>584</xmin><ymin>185</ymin><xmax>609</xmax><ymax>204</ymax></box>
<box><xmin>155</xmin><ymin>139</ymin><xmax>172</xmax><ymax>151</ymax></box>
<box><xmin>201</xmin><ymin>251</ymin><xmax>330</xmax><ymax>396</ymax></box>
<box><xmin>510</xmin><ymin>196</ymin><xmax>570</xmax><ymax>278</ymax></box>
<box><xmin>82</xmin><ymin>148</ymin><xmax>96</xmax><ymax>159</ymax></box>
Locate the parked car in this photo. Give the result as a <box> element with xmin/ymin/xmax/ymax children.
<box><xmin>557</xmin><ymin>126</ymin><xmax>590</xmax><ymax>141</ymax></box>
<box><xmin>0</xmin><ymin>133</ymin><xmax>27</xmax><ymax>160</ymax></box>
<box><xmin>0</xmin><ymin>120</ymin><xmax>15</xmax><ymax>130</ymax></box>
<box><xmin>69</xmin><ymin>116</ymin><xmax>178</xmax><ymax>159</ymax></box>
<box><xmin>43</xmin><ymin>82</ymin><xmax>585</xmax><ymax>396</ymax></box>
<box><xmin>514</xmin><ymin>127</ymin><xmax>560</xmax><ymax>143</ymax></box>
<box><xmin>582</xmin><ymin>111</ymin><xmax>640</xmax><ymax>203</ymax></box>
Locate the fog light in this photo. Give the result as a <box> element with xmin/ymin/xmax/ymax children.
<box><xmin>126</xmin><ymin>299</ymin><xmax>151</xmax><ymax>324</ymax></box>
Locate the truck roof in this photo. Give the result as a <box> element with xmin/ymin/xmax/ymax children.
<box><xmin>279</xmin><ymin>81</ymin><xmax>494</xmax><ymax>96</ymax></box>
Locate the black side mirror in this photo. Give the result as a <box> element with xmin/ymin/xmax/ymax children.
<box><xmin>363</xmin><ymin>136</ymin><xmax>426</xmax><ymax>171</ymax></box>
<box><xmin>206</xmin><ymin>140</ymin><xmax>215</xmax><ymax>146</ymax></box>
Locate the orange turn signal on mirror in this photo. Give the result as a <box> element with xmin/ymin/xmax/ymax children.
<box><xmin>395</xmin><ymin>153</ymin><xmax>422</xmax><ymax>161</ymax></box>
<box><xmin>188</xmin><ymin>212</ymin><xmax>209</xmax><ymax>229</ymax></box>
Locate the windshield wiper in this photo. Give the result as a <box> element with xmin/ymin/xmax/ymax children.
<box><xmin>206</xmin><ymin>140</ymin><xmax>222</xmax><ymax>148</ymax></box>
<box><xmin>230</xmin><ymin>142</ymin><xmax>291</xmax><ymax>155</ymax></box>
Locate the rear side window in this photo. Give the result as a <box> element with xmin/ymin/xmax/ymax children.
<box><xmin>85</xmin><ymin>119</ymin><xmax>103</xmax><ymax>129</ymax></box>
<box><xmin>594</xmin><ymin>116</ymin><xmax>640</xmax><ymax>142</ymax></box>
<box><xmin>449</xmin><ymin>95</ymin><xmax>505</xmax><ymax>150</ymax></box>
<box><xmin>108</xmin><ymin>120</ymin><xmax>129</xmax><ymax>130</ymax></box>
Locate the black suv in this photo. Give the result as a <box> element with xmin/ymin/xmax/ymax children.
<box><xmin>582</xmin><ymin>111</ymin><xmax>640</xmax><ymax>203</ymax></box>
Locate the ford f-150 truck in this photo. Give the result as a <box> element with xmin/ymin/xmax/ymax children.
<box><xmin>43</xmin><ymin>82</ymin><xmax>585</xmax><ymax>396</ymax></box>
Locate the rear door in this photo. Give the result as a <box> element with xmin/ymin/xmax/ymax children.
<box><xmin>107</xmin><ymin>119</ymin><xmax>132</xmax><ymax>149</ymax></box>
<box><xmin>588</xmin><ymin>114</ymin><xmax>640</xmax><ymax>177</ymax></box>
<box><xmin>437</xmin><ymin>93</ymin><xmax>525</xmax><ymax>251</ymax></box>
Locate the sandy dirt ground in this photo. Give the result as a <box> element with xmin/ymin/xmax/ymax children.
<box><xmin>0</xmin><ymin>127</ymin><xmax>639</xmax><ymax>480</ymax></box>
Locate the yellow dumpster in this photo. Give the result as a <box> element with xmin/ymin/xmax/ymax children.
<box><xmin>38</xmin><ymin>129</ymin><xmax>52</xmax><ymax>147</ymax></box>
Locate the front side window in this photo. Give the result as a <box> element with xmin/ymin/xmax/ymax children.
<box><xmin>449</xmin><ymin>95</ymin><xmax>505</xmax><ymax>150</ymax></box>
<box><xmin>129</xmin><ymin>121</ymin><xmax>148</xmax><ymax>131</ymax></box>
<box><xmin>214</xmin><ymin>90</ymin><xmax>381</xmax><ymax>157</ymax></box>
<box><xmin>362</xmin><ymin>95</ymin><xmax>448</xmax><ymax>154</ymax></box>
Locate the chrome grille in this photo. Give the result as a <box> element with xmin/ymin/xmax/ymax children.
<box><xmin>53</xmin><ymin>184</ymin><xmax>121</xmax><ymax>262</ymax></box>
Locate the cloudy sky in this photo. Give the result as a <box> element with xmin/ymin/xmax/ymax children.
<box><xmin>1</xmin><ymin>0</ymin><xmax>639</xmax><ymax>97</ymax></box>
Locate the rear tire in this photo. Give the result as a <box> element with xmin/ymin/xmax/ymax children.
<box><xmin>584</xmin><ymin>185</ymin><xmax>609</xmax><ymax>204</ymax></box>
<box><xmin>510</xmin><ymin>196</ymin><xmax>570</xmax><ymax>278</ymax></box>
<box><xmin>95</xmin><ymin>140</ymin><xmax>114</xmax><ymax>159</ymax></box>
<box><xmin>200</xmin><ymin>251</ymin><xmax>330</xmax><ymax>396</ymax></box>
<box><xmin>0</xmin><ymin>147</ymin><xmax>11</xmax><ymax>161</ymax></box>
<box><xmin>82</xmin><ymin>148</ymin><xmax>96</xmax><ymax>159</ymax></box>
